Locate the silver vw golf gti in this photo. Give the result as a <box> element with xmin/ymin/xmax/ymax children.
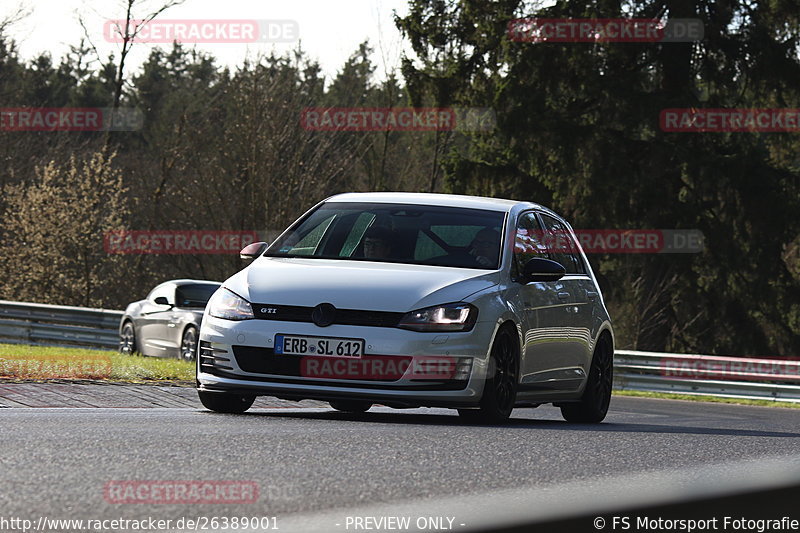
<box><xmin>197</xmin><ymin>192</ymin><xmax>614</xmax><ymax>423</ymax></box>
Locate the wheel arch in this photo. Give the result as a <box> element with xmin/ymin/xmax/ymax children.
<box><xmin>118</xmin><ymin>316</ymin><xmax>135</xmax><ymax>335</ymax></box>
<box><xmin>181</xmin><ymin>323</ymin><xmax>199</xmax><ymax>337</ymax></box>
<box><xmin>593</xmin><ymin>322</ymin><xmax>615</xmax><ymax>354</ymax></box>
<box><xmin>487</xmin><ymin>313</ymin><xmax>524</xmax><ymax>360</ymax></box>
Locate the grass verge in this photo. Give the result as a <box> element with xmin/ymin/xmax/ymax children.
<box><xmin>0</xmin><ymin>343</ymin><xmax>194</xmax><ymax>384</ymax></box>
<box><xmin>614</xmin><ymin>389</ymin><xmax>800</xmax><ymax>409</ymax></box>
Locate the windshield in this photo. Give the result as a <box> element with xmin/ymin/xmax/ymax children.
<box><xmin>266</xmin><ymin>202</ymin><xmax>506</xmax><ymax>269</ymax></box>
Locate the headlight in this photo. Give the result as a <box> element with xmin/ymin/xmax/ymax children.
<box><xmin>207</xmin><ymin>288</ymin><xmax>254</xmax><ymax>321</ymax></box>
<box><xmin>398</xmin><ymin>303</ymin><xmax>478</xmax><ymax>332</ymax></box>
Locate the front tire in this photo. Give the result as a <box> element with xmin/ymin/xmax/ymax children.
<box><xmin>119</xmin><ymin>322</ymin><xmax>138</xmax><ymax>356</ymax></box>
<box><xmin>198</xmin><ymin>391</ymin><xmax>255</xmax><ymax>414</ymax></box>
<box><xmin>560</xmin><ymin>335</ymin><xmax>613</xmax><ymax>423</ymax></box>
<box><xmin>459</xmin><ymin>325</ymin><xmax>519</xmax><ymax>423</ymax></box>
<box><xmin>329</xmin><ymin>400</ymin><xmax>372</xmax><ymax>413</ymax></box>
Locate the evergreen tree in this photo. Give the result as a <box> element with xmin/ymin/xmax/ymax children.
<box><xmin>397</xmin><ymin>0</ymin><xmax>800</xmax><ymax>355</ymax></box>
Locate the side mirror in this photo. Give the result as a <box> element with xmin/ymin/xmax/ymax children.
<box><xmin>522</xmin><ymin>257</ymin><xmax>566</xmax><ymax>283</ymax></box>
<box><xmin>240</xmin><ymin>241</ymin><xmax>268</xmax><ymax>260</ymax></box>
<box><xmin>153</xmin><ymin>296</ymin><xmax>173</xmax><ymax>307</ymax></box>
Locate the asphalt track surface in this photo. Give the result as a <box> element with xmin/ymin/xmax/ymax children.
<box><xmin>2</xmin><ymin>396</ymin><xmax>800</xmax><ymax>532</ymax></box>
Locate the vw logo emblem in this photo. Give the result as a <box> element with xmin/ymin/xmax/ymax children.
<box><xmin>311</xmin><ymin>303</ymin><xmax>336</xmax><ymax>327</ymax></box>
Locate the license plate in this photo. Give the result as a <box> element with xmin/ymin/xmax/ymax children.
<box><xmin>274</xmin><ymin>334</ymin><xmax>364</xmax><ymax>358</ymax></box>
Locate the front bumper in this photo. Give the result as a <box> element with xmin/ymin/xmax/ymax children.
<box><xmin>197</xmin><ymin>315</ymin><xmax>496</xmax><ymax>408</ymax></box>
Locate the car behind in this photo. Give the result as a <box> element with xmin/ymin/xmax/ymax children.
<box><xmin>120</xmin><ymin>279</ymin><xmax>221</xmax><ymax>360</ymax></box>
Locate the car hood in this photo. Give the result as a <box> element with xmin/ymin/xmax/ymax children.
<box><xmin>225</xmin><ymin>257</ymin><xmax>499</xmax><ymax>312</ymax></box>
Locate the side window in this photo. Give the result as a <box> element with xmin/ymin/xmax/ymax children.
<box><xmin>539</xmin><ymin>214</ymin><xmax>585</xmax><ymax>274</ymax></box>
<box><xmin>148</xmin><ymin>284</ymin><xmax>175</xmax><ymax>305</ymax></box>
<box><xmin>175</xmin><ymin>284</ymin><xmax>219</xmax><ymax>308</ymax></box>
<box><xmin>513</xmin><ymin>212</ymin><xmax>547</xmax><ymax>275</ymax></box>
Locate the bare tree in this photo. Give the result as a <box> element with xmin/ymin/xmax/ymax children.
<box><xmin>0</xmin><ymin>2</ymin><xmax>30</xmax><ymax>36</ymax></box>
<box><xmin>111</xmin><ymin>0</ymin><xmax>184</xmax><ymax>109</ymax></box>
<box><xmin>77</xmin><ymin>0</ymin><xmax>183</xmax><ymax>136</ymax></box>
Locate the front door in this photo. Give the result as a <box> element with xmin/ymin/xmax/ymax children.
<box><xmin>512</xmin><ymin>212</ymin><xmax>582</xmax><ymax>392</ymax></box>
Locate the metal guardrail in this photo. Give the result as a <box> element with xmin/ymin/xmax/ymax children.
<box><xmin>0</xmin><ymin>300</ymin><xmax>122</xmax><ymax>349</ymax></box>
<box><xmin>614</xmin><ymin>349</ymin><xmax>800</xmax><ymax>403</ymax></box>
<box><xmin>1</xmin><ymin>300</ymin><xmax>799</xmax><ymax>403</ymax></box>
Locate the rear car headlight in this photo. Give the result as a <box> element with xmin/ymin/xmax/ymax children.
<box><xmin>207</xmin><ymin>288</ymin><xmax>254</xmax><ymax>321</ymax></box>
<box><xmin>398</xmin><ymin>303</ymin><xmax>478</xmax><ymax>332</ymax></box>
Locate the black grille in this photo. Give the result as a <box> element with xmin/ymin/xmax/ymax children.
<box><xmin>226</xmin><ymin>345</ymin><xmax>467</xmax><ymax>390</ymax></box>
<box><xmin>232</xmin><ymin>345</ymin><xmax>408</xmax><ymax>381</ymax></box>
<box><xmin>233</xmin><ymin>345</ymin><xmax>296</xmax><ymax>375</ymax></box>
<box><xmin>251</xmin><ymin>304</ymin><xmax>404</xmax><ymax>328</ymax></box>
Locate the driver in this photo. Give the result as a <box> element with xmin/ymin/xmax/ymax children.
<box><xmin>468</xmin><ymin>228</ymin><xmax>501</xmax><ymax>267</ymax></box>
<box><xmin>362</xmin><ymin>226</ymin><xmax>397</xmax><ymax>260</ymax></box>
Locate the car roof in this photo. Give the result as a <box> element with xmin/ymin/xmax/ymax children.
<box><xmin>155</xmin><ymin>279</ymin><xmax>222</xmax><ymax>288</ymax></box>
<box><xmin>326</xmin><ymin>192</ymin><xmax>549</xmax><ymax>214</ymax></box>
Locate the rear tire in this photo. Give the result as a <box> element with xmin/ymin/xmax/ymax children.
<box><xmin>329</xmin><ymin>400</ymin><xmax>372</xmax><ymax>413</ymax></box>
<box><xmin>560</xmin><ymin>335</ymin><xmax>613</xmax><ymax>423</ymax></box>
<box><xmin>459</xmin><ymin>326</ymin><xmax>519</xmax><ymax>424</ymax></box>
<box><xmin>198</xmin><ymin>391</ymin><xmax>255</xmax><ymax>414</ymax></box>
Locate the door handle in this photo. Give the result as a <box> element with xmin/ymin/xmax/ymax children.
<box><xmin>586</xmin><ymin>291</ymin><xmax>598</xmax><ymax>300</ymax></box>
<box><xmin>557</xmin><ymin>292</ymin><xmax>570</xmax><ymax>300</ymax></box>
<box><xmin>167</xmin><ymin>323</ymin><xmax>177</xmax><ymax>328</ymax></box>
